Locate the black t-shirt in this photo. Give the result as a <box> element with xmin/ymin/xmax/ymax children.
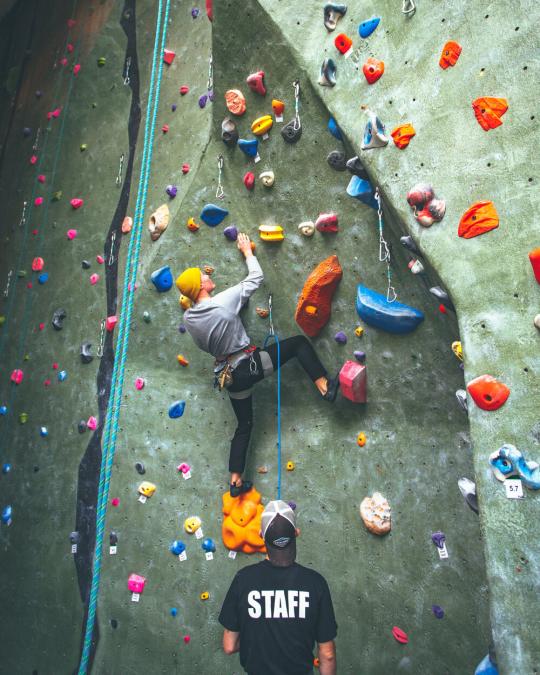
<box><xmin>219</xmin><ymin>560</ymin><xmax>337</xmax><ymax>675</ymax></box>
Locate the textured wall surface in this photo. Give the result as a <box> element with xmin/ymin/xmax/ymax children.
<box><xmin>0</xmin><ymin>0</ymin><xmax>537</xmax><ymax>674</ymax></box>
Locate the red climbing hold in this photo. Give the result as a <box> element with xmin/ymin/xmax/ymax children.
<box><xmin>466</xmin><ymin>374</ymin><xmax>510</xmax><ymax>411</ymax></box>
<box><xmin>163</xmin><ymin>49</ymin><xmax>176</xmax><ymax>65</ymax></box>
<box><xmin>106</xmin><ymin>316</ymin><xmax>118</xmax><ymax>332</ymax></box>
<box><xmin>59</xmin><ymin>57</ymin><xmax>68</xmax><ymax>67</ymax></box>
<box><xmin>162</xmin><ymin>124</ymin><xmax>169</xmax><ymax>133</ymax></box>
<box><xmin>38</xmin><ymin>174</ymin><xmax>46</xmax><ymax>183</ymax></box>
<box><xmin>528</xmin><ymin>247</ymin><xmax>540</xmax><ymax>284</ymax></box>
<box><xmin>180</xmin><ymin>85</ymin><xmax>189</xmax><ymax>95</ymax></box>
<box><xmin>439</xmin><ymin>41</ymin><xmax>462</xmax><ymax>69</ymax></box>
<box><xmin>472</xmin><ymin>97</ymin><xmax>508</xmax><ymax>131</ymax></box>
<box><xmin>67</xmin><ymin>18</ymin><xmax>76</xmax><ymax>28</ymax></box>
<box><xmin>246</xmin><ymin>71</ymin><xmax>266</xmax><ymax>96</ymax></box>
<box><xmin>96</xmin><ymin>255</ymin><xmax>104</xmax><ymax>264</ymax></box>
<box><xmin>39</xmin><ymin>322</ymin><xmax>45</xmax><ymax>331</ymax></box>
<box><xmin>392</xmin><ymin>626</ymin><xmax>409</xmax><ymax>644</ymax></box>
<box><xmin>32</xmin><ymin>257</ymin><xmax>44</xmax><ymax>271</ymax></box>
<box><xmin>206</xmin><ymin>0</ymin><xmax>213</xmax><ymax>21</ymax></box>
<box><xmin>35</xmin><ymin>197</ymin><xmax>43</xmax><ymax>206</ymax></box>
<box><xmin>334</xmin><ymin>33</ymin><xmax>353</xmax><ymax>56</ymax></box>
<box><xmin>182</xmin><ymin>163</ymin><xmax>190</xmax><ymax>174</ymax></box>
<box><xmin>315</xmin><ymin>212</ymin><xmax>339</xmax><ymax>233</ymax></box>
<box><xmin>243</xmin><ymin>172</ymin><xmax>255</xmax><ymax>191</ymax></box>
<box><xmin>339</xmin><ymin>360</ymin><xmax>367</xmax><ymax>403</ymax></box>
<box><xmin>30</xmin><ymin>155</ymin><xmax>37</xmax><ymax>165</ymax></box>
<box><xmin>363</xmin><ymin>57</ymin><xmax>384</xmax><ymax>84</ymax></box>
<box><xmin>458</xmin><ymin>201</ymin><xmax>499</xmax><ymax>239</ymax></box>
<box><xmin>73</xmin><ymin>64</ymin><xmax>81</xmax><ymax>75</ymax></box>
<box><xmin>67</xmin><ymin>43</ymin><xmax>74</xmax><ymax>53</ymax></box>
<box><xmin>10</xmin><ymin>370</ymin><xmax>24</xmax><ymax>385</ymax></box>
<box><xmin>70</xmin><ymin>198</ymin><xmax>84</xmax><ymax>209</ymax></box>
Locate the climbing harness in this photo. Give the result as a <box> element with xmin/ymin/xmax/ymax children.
<box><xmin>402</xmin><ymin>0</ymin><xmax>416</xmax><ymax>15</ymax></box>
<box><xmin>123</xmin><ymin>56</ymin><xmax>131</xmax><ymax>85</ymax></box>
<box><xmin>292</xmin><ymin>79</ymin><xmax>301</xmax><ymax>131</ymax></box>
<box><xmin>78</xmin><ymin>2</ymin><xmax>171</xmax><ymax>672</ymax></box>
<box><xmin>116</xmin><ymin>153</ymin><xmax>124</xmax><ymax>186</ymax></box>
<box><xmin>263</xmin><ymin>294</ymin><xmax>282</xmax><ymax>499</ymax></box>
<box><xmin>375</xmin><ymin>188</ymin><xmax>397</xmax><ymax>303</ymax></box>
<box><xmin>216</xmin><ymin>154</ymin><xmax>224</xmax><ymax>199</ymax></box>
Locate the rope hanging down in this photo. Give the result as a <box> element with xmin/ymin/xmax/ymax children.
<box><xmin>263</xmin><ymin>294</ymin><xmax>282</xmax><ymax>500</ymax></box>
<box><xmin>77</xmin><ymin>1</ymin><xmax>171</xmax><ymax>672</ymax></box>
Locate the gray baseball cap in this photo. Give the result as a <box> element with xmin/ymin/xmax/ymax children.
<box><xmin>261</xmin><ymin>500</ymin><xmax>297</xmax><ymax>567</ymax></box>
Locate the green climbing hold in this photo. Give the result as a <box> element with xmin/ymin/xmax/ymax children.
<box><xmin>97</xmin><ymin>57</ymin><xmax>106</xmax><ymax>67</ymax></box>
<box><xmin>19</xmin><ymin>412</ymin><xmax>28</xmax><ymax>424</ymax></box>
<box><xmin>52</xmin><ymin>191</ymin><xmax>63</xmax><ymax>202</ymax></box>
<box><xmin>80</xmin><ymin>144</ymin><xmax>87</xmax><ymax>151</ymax></box>
<box><xmin>0</xmin><ymin>316</ymin><xmax>5</xmax><ymax>325</ymax></box>
<box><xmin>17</xmin><ymin>270</ymin><xmax>27</xmax><ymax>278</ymax></box>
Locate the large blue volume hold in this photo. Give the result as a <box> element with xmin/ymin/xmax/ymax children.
<box><xmin>356</xmin><ymin>285</ymin><xmax>424</xmax><ymax>334</ymax></box>
<box><xmin>150</xmin><ymin>265</ymin><xmax>173</xmax><ymax>292</ymax></box>
<box><xmin>200</xmin><ymin>203</ymin><xmax>229</xmax><ymax>227</ymax></box>
<box><xmin>358</xmin><ymin>16</ymin><xmax>380</xmax><ymax>38</ymax></box>
<box><xmin>346</xmin><ymin>176</ymin><xmax>378</xmax><ymax>210</ymax></box>
<box><xmin>237</xmin><ymin>138</ymin><xmax>259</xmax><ymax>158</ymax></box>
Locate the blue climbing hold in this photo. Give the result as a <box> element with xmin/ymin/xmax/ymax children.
<box><xmin>0</xmin><ymin>406</ymin><xmax>7</xmax><ymax>416</ymax></box>
<box><xmin>169</xmin><ymin>400</ymin><xmax>186</xmax><ymax>419</ymax></box>
<box><xmin>356</xmin><ymin>285</ymin><xmax>425</xmax><ymax>334</ymax></box>
<box><xmin>170</xmin><ymin>607</ymin><xmax>178</xmax><ymax>617</ymax></box>
<box><xmin>38</xmin><ymin>272</ymin><xmax>49</xmax><ymax>284</ymax></box>
<box><xmin>40</xmin><ymin>426</ymin><xmax>48</xmax><ymax>437</ymax></box>
<box><xmin>58</xmin><ymin>370</ymin><xmax>68</xmax><ymax>382</ymax></box>
<box><xmin>489</xmin><ymin>443</ymin><xmax>540</xmax><ymax>490</ymax></box>
<box><xmin>170</xmin><ymin>540</ymin><xmax>186</xmax><ymax>556</ymax></box>
<box><xmin>346</xmin><ymin>176</ymin><xmax>378</xmax><ymax>210</ymax></box>
<box><xmin>2</xmin><ymin>463</ymin><xmax>11</xmax><ymax>474</ymax></box>
<box><xmin>200</xmin><ymin>203</ymin><xmax>229</xmax><ymax>227</ymax></box>
<box><xmin>327</xmin><ymin>117</ymin><xmax>343</xmax><ymax>141</ymax></box>
<box><xmin>431</xmin><ymin>604</ymin><xmax>444</xmax><ymax>619</ymax></box>
<box><xmin>475</xmin><ymin>654</ymin><xmax>499</xmax><ymax>675</ymax></box>
<box><xmin>202</xmin><ymin>537</ymin><xmax>216</xmax><ymax>553</ymax></box>
<box><xmin>1</xmin><ymin>505</ymin><xmax>12</xmax><ymax>524</ymax></box>
<box><xmin>151</xmin><ymin>266</ymin><xmax>173</xmax><ymax>292</ymax></box>
<box><xmin>237</xmin><ymin>138</ymin><xmax>259</xmax><ymax>158</ymax></box>
<box><xmin>358</xmin><ymin>16</ymin><xmax>380</xmax><ymax>38</ymax></box>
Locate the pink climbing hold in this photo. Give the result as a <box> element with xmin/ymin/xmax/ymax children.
<box><xmin>339</xmin><ymin>360</ymin><xmax>367</xmax><ymax>403</ymax></box>
<box><xmin>70</xmin><ymin>198</ymin><xmax>84</xmax><ymax>209</ymax></box>
<box><xmin>37</xmin><ymin>174</ymin><xmax>46</xmax><ymax>183</ymax></box>
<box><xmin>47</xmin><ymin>108</ymin><xmax>61</xmax><ymax>120</ymax></box>
<box><xmin>182</xmin><ymin>163</ymin><xmax>190</xmax><ymax>174</ymax></box>
<box><xmin>163</xmin><ymin>49</ymin><xmax>176</xmax><ymax>65</ymax></box>
<box><xmin>162</xmin><ymin>124</ymin><xmax>169</xmax><ymax>133</ymax></box>
<box><xmin>35</xmin><ymin>197</ymin><xmax>44</xmax><ymax>206</ymax></box>
<box><xmin>177</xmin><ymin>463</ymin><xmax>191</xmax><ymax>474</ymax></box>
<box><xmin>135</xmin><ymin>377</ymin><xmax>145</xmax><ymax>390</ymax></box>
<box><xmin>67</xmin><ymin>18</ymin><xmax>76</xmax><ymax>28</ymax></box>
<box><xmin>32</xmin><ymin>229</ymin><xmax>38</xmax><ymax>236</ymax></box>
<box><xmin>183</xmin><ymin>635</ymin><xmax>191</xmax><ymax>644</ymax></box>
<box><xmin>73</xmin><ymin>64</ymin><xmax>81</xmax><ymax>75</ymax></box>
<box><xmin>106</xmin><ymin>316</ymin><xmax>118</xmax><ymax>332</ymax></box>
<box><xmin>180</xmin><ymin>85</ymin><xmax>189</xmax><ymax>95</ymax></box>
<box><xmin>43</xmin><ymin>378</ymin><xmax>51</xmax><ymax>387</ymax></box>
<box><xmin>52</xmin><ymin>363</ymin><xmax>58</xmax><ymax>370</ymax></box>
<box><xmin>30</xmin><ymin>155</ymin><xmax>37</xmax><ymax>165</ymax></box>
<box><xmin>87</xmin><ymin>416</ymin><xmax>97</xmax><ymax>430</ymax></box>
<box><xmin>96</xmin><ymin>255</ymin><xmax>104</xmax><ymax>264</ymax></box>
<box><xmin>10</xmin><ymin>370</ymin><xmax>24</xmax><ymax>385</ymax></box>
<box><xmin>67</xmin><ymin>43</ymin><xmax>74</xmax><ymax>53</ymax></box>
<box><xmin>32</xmin><ymin>257</ymin><xmax>45</xmax><ymax>271</ymax></box>
<box><xmin>67</xmin><ymin>229</ymin><xmax>77</xmax><ymax>240</ymax></box>
<box><xmin>90</xmin><ymin>273</ymin><xmax>100</xmax><ymax>285</ymax></box>
<box><xmin>39</xmin><ymin>322</ymin><xmax>45</xmax><ymax>331</ymax></box>
<box><xmin>59</xmin><ymin>57</ymin><xmax>68</xmax><ymax>67</ymax></box>
<box><xmin>127</xmin><ymin>573</ymin><xmax>146</xmax><ymax>594</ymax></box>
<box><xmin>111</xmin><ymin>497</ymin><xmax>120</xmax><ymax>507</ymax></box>
<box><xmin>27</xmin><ymin>282</ymin><xmax>33</xmax><ymax>289</ymax></box>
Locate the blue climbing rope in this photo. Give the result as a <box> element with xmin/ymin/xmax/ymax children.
<box><xmin>77</xmin><ymin>1</ymin><xmax>170</xmax><ymax>672</ymax></box>
<box><xmin>263</xmin><ymin>294</ymin><xmax>282</xmax><ymax>500</ymax></box>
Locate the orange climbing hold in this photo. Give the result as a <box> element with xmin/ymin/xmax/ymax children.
<box><xmin>222</xmin><ymin>487</ymin><xmax>266</xmax><ymax>554</ymax></box>
<box><xmin>439</xmin><ymin>40</ymin><xmax>462</xmax><ymax>69</ymax></box>
<box><xmin>225</xmin><ymin>89</ymin><xmax>246</xmax><ymax>116</ymax></box>
<box><xmin>391</xmin><ymin>123</ymin><xmax>416</xmax><ymax>149</ymax></box>
<box><xmin>363</xmin><ymin>57</ymin><xmax>384</xmax><ymax>84</ymax></box>
<box><xmin>472</xmin><ymin>97</ymin><xmax>508</xmax><ymax>131</ymax></box>
<box><xmin>528</xmin><ymin>247</ymin><xmax>540</xmax><ymax>284</ymax></box>
<box><xmin>466</xmin><ymin>374</ymin><xmax>510</xmax><ymax>411</ymax></box>
<box><xmin>458</xmin><ymin>201</ymin><xmax>499</xmax><ymax>239</ymax></box>
<box><xmin>295</xmin><ymin>255</ymin><xmax>343</xmax><ymax>337</ymax></box>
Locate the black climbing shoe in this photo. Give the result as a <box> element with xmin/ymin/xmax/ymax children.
<box><xmin>323</xmin><ymin>374</ymin><xmax>340</xmax><ymax>402</ymax></box>
<box><xmin>230</xmin><ymin>480</ymin><xmax>253</xmax><ymax>498</ymax></box>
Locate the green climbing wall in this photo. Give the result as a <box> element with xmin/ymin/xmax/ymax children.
<box><xmin>0</xmin><ymin>0</ymin><xmax>538</xmax><ymax>673</ymax></box>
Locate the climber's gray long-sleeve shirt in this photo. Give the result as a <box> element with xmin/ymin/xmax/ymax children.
<box><xmin>183</xmin><ymin>256</ymin><xmax>264</xmax><ymax>361</ymax></box>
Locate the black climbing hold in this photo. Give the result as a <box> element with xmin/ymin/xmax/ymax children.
<box><xmin>109</xmin><ymin>531</ymin><xmax>118</xmax><ymax>545</ymax></box>
<box><xmin>33</xmin><ymin>465</ymin><xmax>39</xmax><ymax>472</ymax></box>
<box><xmin>318</xmin><ymin>58</ymin><xmax>337</xmax><ymax>87</ymax></box>
<box><xmin>400</xmin><ymin>235</ymin><xmax>420</xmax><ymax>255</ymax></box>
<box><xmin>135</xmin><ymin>461</ymin><xmax>146</xmax><ymax>475</ymax></box>
<box><xmin>82</xmin><ymin>260</ymin><xmax>91</xmax><ymax>269</ymax></box>
<box><xmin>80</xmin><ymin>341</ymin><xmax>93</xmax><ymax>364</ymax></box>
<box><xmin>78</xmin><ymin>420</ymin><xmax>87</xmax><ymax>433</ymax></box>
<box><xmin>281</xmin><ymin>119</ymin><xmax>302</xmax><ymax>144</ymax></box>
<box><xmin>346</xmin><ymin>156</ymin><xmax>368</xmax><ymax>179</ymax></box>
<box><xmin>69</xmin><ymin>531</ymin><xmax>80</xmax><ymax>544</ymax></box>
<box><xmin>324</xmin><ymin>3</ymin><xmax>347</xmax><ymax>31</ymax></box>
<box><xmin>52</xmin><ymin>308</ymin><xmax>67</xmax><ymax>330</ymax></box>
<box><xmin>327</xmin><ymin>150</ymin><xmax>347</xmax><ymax>171</ymax></box>
<box><xmin>221</xmin><ymin>117</ymin><xmax>239</xmax><ymax>147</ymax></box>
<box><xmin>23</xmin><ymin>127</ymin><xmax>31</xmax><ymax>137</ymax></box>
<box><xmin>110</xmin><ymin>619</ymin><xmax>118</xmax><ymax>629</ymax></box>
<box><xmin>429</xmin><ymin>286</ymin><xmax>455</xmax><ymax>312</ymax></box>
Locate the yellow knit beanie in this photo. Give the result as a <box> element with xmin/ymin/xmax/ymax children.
<box><xmin>176</xmin><ymin>267</ymin><xmax>202</xmax><ymax>304</ymax></box>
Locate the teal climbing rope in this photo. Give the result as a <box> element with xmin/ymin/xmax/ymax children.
<box><xmin>77</xmin><ymin>1</ymin><xmax>170</xmax><ymax>672</ymax></box>
<box><xmin>263</xmin><ymin>294</ymin><xmax>282</xmax><ymax>500</ymax></box>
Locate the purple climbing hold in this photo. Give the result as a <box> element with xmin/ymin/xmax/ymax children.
<box><xmin>353</xmin><ymin>350</ymin><xmax>366</xmax><ymax>363</ymax></box>
<box><xmin>35</xmin><ymin>90</ymin><xmax>43</xmax><ymax>98</ymax></box>
<box><xmin>288</xmin><ymin>500</ymin><xmax>297</xmax><ymax>511</ymax></box>
<box><xmin>199</xmin><ymin>94</ymin><xmax>208</xmax><ymax>108</ymax></box>
<box><xmin>208</xmin><ymin>90</ymin><xmax>215</xmax><ymax>102</ymax></box>
<box><xmin>335</xmin><ymin>331</ymin><xmax>347</xmax><ymax>344</ymax></box>
<box><xmin>432</xmin><ymin>605</ymin><xmax>445</xmax><ymax>619</ymax></box>
<box><xmin>171</xmin><ymin>104</ymin><xmax>177</xmax><ymax>112</ymax></box>
<box><xmin>223</xmin><ymin>226</ymin><xmax>238</xmax><ymax>241</ymax></box>
<box><xmin>166</xmin><ymin>184</ymin><xmax>178</xmax><ymax>198</ymax></box>
<box><xmin>179</xmin><ymin>324</ymin><xmax>186</xmax><ymax>334</ymax></box>
<box><xmin>431</xmin><ymin>531</ymin><xmax>446</xmax><ymax>548</ymax></box>
<box><xmin>191</xmin><ymin>7</ymin><xmax>200</xmax><ymax>18</ymax></box>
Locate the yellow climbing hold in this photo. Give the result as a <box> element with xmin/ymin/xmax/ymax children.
<box><xmin>286</xmin><ymin>461</ymin><xmax>295</xmax><ymax>471</ymax></box>
<box><xmin>452</xmin><ymin>341</ymin><xmax>463</xmax><ymax>361</ymax></box>
<box><xmin>355</xmin><ymin>326</ymin><xmax>364</xmax><ymax>337</ymax></box>
<box><xmin>357</xmin><ymin>432</ymin><xmax>367</xmax><ymax>447</ymax></box>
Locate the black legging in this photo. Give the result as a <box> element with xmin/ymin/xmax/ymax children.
<box><xmin>227</xmin><ymin>335</ymin><xmax>327</xmax><ymax>474</ymax></box>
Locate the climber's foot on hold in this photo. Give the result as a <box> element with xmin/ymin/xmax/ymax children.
<box><xmin>322</xmin><ymin>373</ymin><xmax>340</xmax><ymax>402</ymax></box>
<box><xmin>230</xmin><ymin>480</ymin><xmax>253</xmax><ymax>498</ymax></box>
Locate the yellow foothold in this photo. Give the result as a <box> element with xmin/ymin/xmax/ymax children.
<box><xmin>177</xmin><ymin>354</ymin><xmax>189</xmax><ymax>367</ymax></box>
<box><xmin>251</xmin><ymin>115</ymin><xmax>273</xmax><ymax>136</ymax></box>
<box><xmin>200</xmin><ymin>591</ymin><xmax>209</xmax><ymax>601</ymax></box>
<box><xmin>305</xmin><ymin>305</ymin><xmax>318</xmax><ymax>316</ymax></box>
<box><xmin>357</xmin><ymin>432</ymin><xmax>367</xmax><ymax>447</ymax></box>
<box><xmin>138</xmin><ymin>481</ymin><xmax>156</xmax><ymax>498</ymax></box>
<box><xmin>187</xmin><ymin>217</ymin><xmax>200</xmax><ymax>232</ymax></box>
<box><xmin>451</xmin><ymin>341</ymin><xmax>463</xmax><ymax>361</ymax></box>
<box><xmin>286</xmin><ymin>461</ymin><xmax>295</xmax><ymax>471</ymax></box>
<box><xmin>184</xmin><ymin>516</ymin><xmax>202</xmax><ymax>534</ymax></box>
<box><xmin>258</xmin><ymin>225</ymin><xmax>284</xmax><ymax>242</ymax></box>
<box><xmin>179</xmin><ymin>295</ymin><xmax>191</xmax><ymax>310</ymax></box>
<box><xmin>355</xmin><ymin>326</ymin><xmax>364</xmax><ymax>337</ymax></box>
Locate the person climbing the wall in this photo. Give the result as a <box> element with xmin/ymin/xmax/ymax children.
<box><xmin>176</xmin><ymin>233</ymin><xmax>339</xmax><ymax>497</ymax></box>
<box><xmin>219</xmin><ymin>499</ymin><xmax>338</xmax><ymax>674</ymax></box>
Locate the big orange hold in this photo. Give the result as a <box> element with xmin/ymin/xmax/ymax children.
<box><xmin>222</xmin><ymin>487</ymin><xmax>266</xmax><ymax>554</ymax></box>
<box><xmin>295</xmin><ymin>255</ymin><xmax>343</xmax><ymax>337</ymax></box>
<box><xmin>528</xmin><ymin>247</ymin><xmax>540</xmax><ymax>284</ymax></box>
<box><xmin>466</xmin><ymin>374</ymin><xmax>510</xmax><ymax>411</ymax></box>
<box><xmin>458</xmin><ymin>201</ymin><xmax>499</xmax><ymax>239</ymax></box>
<box><xmin>472</xmin><ymin>97</ymin><xmax>508</xmax><ymax>131</ymax></box>
<box><xmin>391</xmin><ymin>123</ymin><xmax>416</xmax><ymax>149</ymax></box>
